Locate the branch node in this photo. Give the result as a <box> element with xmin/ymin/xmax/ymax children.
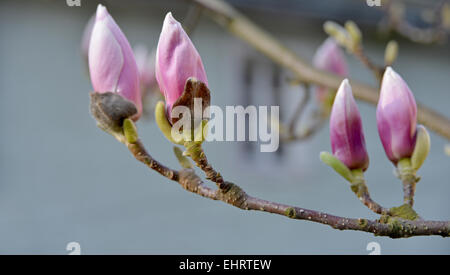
<box><xmin>285</xmin><ymin>207</ymin><xmax>296</xmax><ymax>219</ymax></box>
<box><xmin>358</xmin><ymin>218</ymin><xmax>369</xmax><ymax>229</ymax></box>
<box><xmin>216</xmin><ymin>182</ymin><xmax>247</xmax><ymax>208</ymax></box>
<box><xmin>179</xmin><ymin>169</ymin><xmax>203</xmax><ymax>192</ymax></box>
<box><xmin>389</xmin><ymin>204</ymin><xmax>419</xmax><ymax>221</ymax></box>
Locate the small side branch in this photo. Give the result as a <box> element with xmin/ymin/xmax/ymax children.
<box><xmin>183</xmin><ymin>141</ymin><xmax>229</xmax><ymax>190</ymax></box>
<box><xmin>352</xmin><ymin>45</ymin><xmax>385</xmax><ymax>82</ymax></box>
<box><xmin>127</xmin><ymin>140</ymin><xmax>179</xmax><ymax>182</ymax></box>
<box><xmin>397</xmin><ymin>159</ymin><xmax>420</xmax><ymax>207</ymax></box>
<box><xmin>350</xmin><ymin>182</ymin><xmax>390</xmax><ymax>215</ymax></box>
<box><xmin>402</xmin><ymin>178</ymin><xmax>417</xmax><ymax>206</ymax></box>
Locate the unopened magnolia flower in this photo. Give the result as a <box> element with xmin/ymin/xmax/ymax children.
<box><xmin>377</xmin><ymin>67</ymin><xmax>417</xmax><ymax>164</ymax></box>
<box><xmin>313</xmin><ymin>38</ymin><xmax>348</xmax><ymax>108</ymax></box>
<box><xmin>330</xmin><ymin>79</ymin><xmax>369</xmax><ymax>170</ymax></box>
<box><xmin>81</xmin><ymin>14</ymin><xmax>95</xmax><ymax>64</ymax></box>
<box><xmin>155</xmin><ymin>12</ymin><xmax>208</xmax><ymax>116</ymax></box>
<box><xmin>89</xmin><ymin>4</ymin><xmax>142</xmax><ymax>120</ymax></box>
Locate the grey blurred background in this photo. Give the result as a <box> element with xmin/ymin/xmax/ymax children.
<box><xmin>0</xmin><ymin>0</ymin><xmax>449</xmax><ymax>254</ymax></box>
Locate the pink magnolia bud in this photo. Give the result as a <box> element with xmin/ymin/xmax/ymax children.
<box><xmin>89</xmin><ymin>4</ymin><xmax>142</xmax><ymax>120</ymax></box>
<box><xmin>313</xmin><ymin>38</ymin><xmax>348</xmax><ymax>105</ymax></box>
<box><xmin>330</xmin><ymin>79</ymin><xmax>369</xmax><ymax>170</ymax></box>
<box><xmin>155</xmin><ymin>12</ymin><xmax>208</xmax><ymax>115</ymax></box>
<box><xmin>81</xmin><ymin>14</ymin><xmax>95</xmax><ymax>64</ymax></box>
<box><xmin>377</xmin><ymin>67</ymin><xmax>417</xmax><ymax>164</ymax></box>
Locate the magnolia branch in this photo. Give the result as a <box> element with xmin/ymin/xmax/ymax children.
<box><xmin>186</xmin><ymin>0</ymin><xmax>450</xmax><ymax>140</ymax></box>
<box><xmin>124</xmin><ymin>134</ymin><xmax>450</xmax><ymax>239</ymax></box>
<box><xmin>89</xmin><ymin>91</ymin><xmax>449</xmax><ymax>239</ymax></box>
<box><xmin>86</xmin><ymin>2</ymin><xmax>450</xmax><ymax>241</ymax></box>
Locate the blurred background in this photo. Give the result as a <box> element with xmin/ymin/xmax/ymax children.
<box><xmin>0</xmin><ymin>0</ymin><xmax>449</xmax><ymax>254</ymax></box>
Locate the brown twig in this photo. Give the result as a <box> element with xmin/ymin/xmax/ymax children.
<box><xmin>183</xmin><ymin>141</ymin><xmax>229</xmax><ymax>190</ymax></box>
<box><xmin>123</xmin><ymin>135</ymin><xmax>449</xmax><ymax>238</ymax></box>
<box><xmin>402</xmin><ymin>177</ymin><xmax>417</xmax><ymax>207</ymax></box>
<box><xmin>352</xmin><ymin>45</ymin><xmax>385</xmax><ymax>82</ymax></box>
<box><xmin>187</xmin><ymin>0</ymin><xmax>450</xmax><ymax>140</ymax></box>
<box><xmin>350</xmin><ymin>182</ymin><xmax>390</xmax><ymax>215</ymax></box>
<box><xmin>127</xmin><ymin>140</ymin><xmax>179</xmax><ymax>181</ymax></box>
<box><xmin>397</xmin><ymin>159</ymin><xmax>420</xmax><ymax>207</ymax></box>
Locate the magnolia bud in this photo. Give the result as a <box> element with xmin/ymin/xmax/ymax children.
<box><xmin>344</xmin><ymin>21</ymin><xmax>362</xmax><ymax>48</ymax></box>
<box><xmin>312</xmin><ymin>38</ymin><xmax>348</xmax><ymax>111</ymax></box>
<box><xmin>89</xmin><ymin>4</ymin><xmax>142</xmax><ymax>120</ymax></box>
<box><xmin>384</xmin><ymin>40</ymin><xmax>399</xmax><ymax>66</ymax></box>
<box><xmin>81</xmin><ymin>14</ymin><xmax>95</xmax><ymax>65</ymax></box>
<box><xmin>377</xmin><ymin>67</ymin><xmax>417</xmax><ymax>164</ymax></box>
<box><xmin>323</xmin><ymin>21</ymin><xmax>352</xmax><ymax>51</ymax></box>
<box><xmin>329</xmin><ymin>79</ymin><xmax>369</xmax><ymax>171</ymax></box>
<box><xmin>155</xmin><ymin>12</ymin><xmax>208</xmax><ymax>118</ymax></box>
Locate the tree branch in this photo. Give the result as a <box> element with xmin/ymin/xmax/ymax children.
<box><xmin>123</xmin><ymin>134</ymin><xmax>450</xmax><ymax>239</ymax></box>
<box><xmin>186</xmin><ymin>0</ymin><xmax>450</xmax><ymax>140</ymax></box>
<box><xmin>349</xmin><ymin>182</ymin><xmax>390</xmax><ymax>215</ymax></box>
